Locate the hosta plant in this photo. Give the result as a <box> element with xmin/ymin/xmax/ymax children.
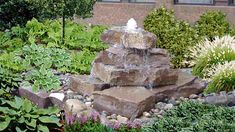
<box><xmin>0</xmin><ymin>90</ymin><xmax>61</xmax><ymax>132</ymax></box>
<box><xmin>205</xmin><ymin>61</ymin><xmax>235</xmax><ymax>93</ymax></box>
<box><xmin>23</xmin><ymin>68</ymin><xmax>61</xmax><ymax>93</ymax></box>
<box><xmin>190</xmin><ymin>35</ymin><xmax>235</xmax><ymax>78</ymax></box>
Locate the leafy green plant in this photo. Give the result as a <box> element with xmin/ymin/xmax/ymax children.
<box><xmin>0</xmin><ymin>90</ymin><xmax>61</xmax><ymax>131</ymax></box>
<box><xmin>143</xmin><ymin>101</ymin><xmax>235</xmax><ymax>132</ymax></box>
<box><xmin>144</xmin><ymin>7</ymin><xmax>200</xmax><ymax>68</ymax></box>
<box><xmin>190</xmin><ymin>36</ymin><xmax>235</xmax><ymax>78</ymax></box>
<box><xmin>68</xmin><ymin>50</ymin><xmax>97</xmax><ymax>74</ymax></box>
<box><xmin>194</xmin><ymin>11</ymin><xmax>231</xmax><ymax>40</ymax></box>
<box><xmin>23</xmin><ymin>68</ymin><xmax>61</xmax><ymax>92</ymax></box>
<box><xmin>205</xmin><ymin>61</ymin><xmax>235</xmax><ymax>93</ymax></box>
<box><xmin>27</xmin><ymin>0</ymin><xmax>96</xmax><ymax>44</ymax></box>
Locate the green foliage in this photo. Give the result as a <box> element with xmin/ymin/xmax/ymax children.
<box><xmin>195</xmin><ymin>11</ymin><xmax>230</xmax><ymax>40</ymax></box>
<box><xmin>0</xmin><ymin>90</ymin><xmax>61</xmax><ymax>132</ymax></box>
<box><xmin>205</xmin><ymin>61</ymin><xmax>235</xmax><ymax>93</ymax></box>
<box><xmin>24</xmin><ymin>68</ymin><xmax>61</xmax><ymax>93</ymax></box>
<box><xmin>68</xmin><ymin>50</ymin><xmax>96</xmax><ymax>74</ymax></box>
<box><xmin>27</xmin><ymin>0</ymin><xmax>96</xmax><ymax>19</ymax></box>
<box><xmin>190</xmin><ymin>36</ymin><xmax>235</xmax><ymax>78</ymax></box>
<box><xmin>144</xmin><ymin>101</ymin><xmax>235</xmax><ymax>132</ymax></box>
<box><xmin>144</xmin><ymin>7</ymin><xmax>200</xmax><ymax>68</ymax></box>
<box><xmin>0</xmin><ymin>19</ymin><xmax>106</xmax><ymax>93</ymax></box>
<box><xmin>0</xmin><ymin>0</ymin><xmax>38</xmax><ymax>30</ymax></box>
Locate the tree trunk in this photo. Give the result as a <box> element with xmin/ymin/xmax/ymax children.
<box><xmin>62</xmin><ymin>9</ymin><xmax>65</xmax><ymax>44</ymax></box>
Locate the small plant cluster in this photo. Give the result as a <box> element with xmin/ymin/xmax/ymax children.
<box><xmin>144</xmin><ymin>7</ymin><xmax>235</xmax><ymax>68</ymax></box>
<box><xmin>144</xmin><ymin>101</ymin><xmax>235</xmax><ymax>132</ymax></box>
<box><xmin>205</xmin><ymin>61</ymin><xmax>235</xmax><ymax>93</ymax></box>
<box><xmin>0</xmin><ymin>89</ymin><xmax>61</xmax><ymax>132</ymax></box>
<box><xmin>64</xmin><ymin>111</ymin><xmax>142</xmax><ymax>132</ymax></box>
<box><xmin>0</xmin><ymin>19</ymin><xmax>106</xmax><ymax>93</ymax></box>
<box><xmin>189</xmin><ymin>36</ymin><xmax>235</xmax><ymax>93</ymax></box>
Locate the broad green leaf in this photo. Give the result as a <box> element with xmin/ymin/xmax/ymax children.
<box><xmin>0</xmin><ymin>117</ymin><xmax>11</xmax><ymax>131</ymax></box>
<box><xmin>22</xmin><ymin>99</ymin><xmax>32</xmax><ymax>113</ymax></box>
<box><xmin>25</xmin><ymin>119</ymin><xmax>37</xmax><ymax>128</ymax></box>
<box><xmin>18</xmin><ymin>116</ymin><xmax>25</xmax><ymax>124</ymax></box>
<box><xmin>39</xmin><ymin>115</ymin><xmax>61</xmax><ymax>127</ymax></box>
<box><xmin>37</xmin><ymin>124</ymin><xmax>49</xmax><ymax>132</ymax></box>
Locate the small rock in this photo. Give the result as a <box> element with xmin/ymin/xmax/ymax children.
<box><xmin>143</xmin><ymin>112</ymin><xmax>151</xmax><ymax>118</ymax></box>
<box><xmin>73</xmin><ymin>95</ymin><xmax>83</xmax><ymax>100</ymax></box>
<box><xmin>101</xmin><ymin>111</ymin><xmax>109</xmax><ymax>117</ymax></box>
<box><xmin>67</xmin><ymin>90</ymin><xmax>74</xmax><ymax>94</ymax></box>
<box><xmin>175</xmin><ymin>100</ymin><xmax>181</xmax><ymax>105</ymax></box>
<box><xmin>197</xmin><ymin>98</ymin><xmax>205</xmax><ymax>103</ymax></box>
<box><xmin>155</xmin><ymin>102</ymin><xmax>166</xmax><ymax>110</ymax></box>
<box><xmin>157</xmin><ymin>115</ymin><xmax>163</xmax><ymax>118</ymax></box>
<box><xmin>109</xmin><ymin>119</ymin><xmax>118</xmax><ymax>123</ymax></box>
<box><xmin>86</xmin><ymin>97</ymin><xmax>92</xmax><ymax>102</ymax></box>
<box><xmin>49</xmin><ymin>93</ymin><xmax>65</xmax><ymax>101</ymax></box>
<box><xmin>110</xmin><ymin>114</ymin><xmax>117</xmax><ymax>119</ymax></box>
<box><xmin>189</xmin><ymin>94</ymin><xmax>198</xmax><ymax>99</ymax></box>
<box><xmin>64</xmin><ymin>99</ymin><xmax>87</xmax><ymax>113</ymax></box>
<box><xmin>220</xmin><ymin>91</ymin><xmax>227</xmax><ymax>95</ymax></box>
<box><xmin>164</xmin><ymin>104</ymin><xmax>173</xmax><ymax>110</ymax></box>
<box><xmin>158</xmin><ymin>110</ymin><xmax>165</xmax><ymax>115</ymax></box>
<box><xmin>107</xmin><ymin>116</ymin><xmax>112</xmax><ymax>119</ymax></box>
<box><xmin>168</xmin><ymin>98</ymin><xmax>177</xmax><ymax>106</ymax></box>
<box><xmin>85</xmin><ymin>102</ymin><xmax>92</xmax><ymax>107</ymax></box>
<box><xmin>117</xmin><ymin>115</ymin><xmax>128</xmax><ymax>124</ymax></box>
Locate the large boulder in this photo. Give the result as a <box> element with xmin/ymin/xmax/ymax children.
<box><xmin>91</xmin><ymin>62</ymin><xmax>178</xmax><ymax>86</ymax></box>
<box><xmin>94</xmin><ymin>47</ymin><xmax>171</xmax><ymax>67</ymax></box>
<box><xmin>93</xmin><ymin>86</ymin><xmax>155</xmax><ymax>118</ymax></box>
<box><xmin>101</xmin><ymin>27</ymin><xmax>157</xmax><ymax>50</ymax></box>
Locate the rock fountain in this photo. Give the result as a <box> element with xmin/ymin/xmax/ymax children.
<box><xmin>70</xmin><ymin>18</ymin><xmax>206</xmax><ymax>119</ymax></box>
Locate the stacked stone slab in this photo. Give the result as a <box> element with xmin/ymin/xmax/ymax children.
<box><xmin>69</xmin><ymin>26</ymin><xmax>206</xmax><ymax>118</ymax></box>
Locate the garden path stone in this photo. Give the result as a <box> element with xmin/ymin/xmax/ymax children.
<box><xmin>93</xmin><ymin>86</ymin><xmax>155</xmax><ymax>118</ymax></box>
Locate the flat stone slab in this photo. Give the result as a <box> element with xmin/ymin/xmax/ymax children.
<box><xmin>94</xmin><ymin>47</ymin><xmax>170</xmax><ymax>67</ymax></box>
<box><xmin>18</xmin><ymin>87</ymin><xmax>52</xmax><ymax>108</ymax></box>
<box><xmin>93</xmin><ymin>86</ymin><xmax>155</xmax><ymax>118</ymax></box>
<box><xmin>101</xmin><ymin>27</ymin><xmax>157</xmax><ymax>50</ymax></box>
<box><xmin>91</xmin><ymin>62</ymin><xmax>178</xmax><ymax>86</ymax></box>
<box><xmin>152</xmin><ymin>71</ymin><xmax>206</xmax><ymax>101</ymax></box>
<box><xmin>69</xmin><ymin>75</ymin><xmax>111</xmax><ymax>95</ymax></box>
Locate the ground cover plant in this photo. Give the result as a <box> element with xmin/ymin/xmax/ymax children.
<box><xmin>0</xmin><ymin>19</ymin><xmax>107</xmax><ymax>93</ymax></box>
<box><xmin>144</xmin><ymin>101</ymin><xmax>235</xmax><ymax>132</ymax></box>
<box><xmin>0</xmin><ymin>89</ymin><xmax>61</xmax><ymax>132</ymax></box>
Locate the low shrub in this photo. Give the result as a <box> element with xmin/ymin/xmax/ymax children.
<box><xmin>144</xmin><ymin>7</ymin><xmax>200</xmax><ymax>68</ymax></box>
<box><xmin>0</xmin><ymin>89</ymin><xmax>61</xmax><ymax>132</ymax></box>
<box><xmin>143</xmin><ymin>101</ymin><xmax>235</xmax><ymax>132</ymax></box>
<box><xmin>205</xmin><ymin>61</ymin><xmax>235</xmax><ymax>93</ymax></box>
<box><xmin>194</xmin><ymin>11</ymin><xmax>231</xmax><ymax>40</ymax></box>
<box><xmin>190</xmin><ymin>35</ymin><xmax>235</xmax><ymax>78</ymax></box>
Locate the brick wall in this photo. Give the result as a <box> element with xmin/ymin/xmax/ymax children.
<box><xmin>157</xmin><ymin>0</ymin><xmax>235</xmax><ymax>25</ymax></box>
<box><xmin>81</xmin><ymin>0</ymin><xmax>235</xmax><ymax>26</ymax></box>
<box><xmin>82</xmin><ymin>2</ymin><xmax>155</xmax><ymax>27</ymax></box>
